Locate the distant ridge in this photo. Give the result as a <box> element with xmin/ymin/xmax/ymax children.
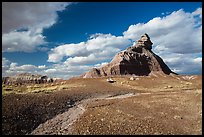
<box><xmin>2</xmin><ymin>73</ymin><xmax>62</xmax><ymax>85</ymax></box>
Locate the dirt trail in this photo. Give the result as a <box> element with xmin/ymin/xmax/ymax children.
<box><xmin>31</xmin><ymin>92</ymin><xmax>139</xmax><ymax>135</ymax></box>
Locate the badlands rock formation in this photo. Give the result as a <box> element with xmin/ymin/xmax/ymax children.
<box><xmin>82</xmin><ymin>33</ymin><xmax>176</xmax><ymax>78</ymax></box>
<box><xmin>2</xmin><ymin>73</ymin><xmax>60</xmax><ymax>85</ymax></box>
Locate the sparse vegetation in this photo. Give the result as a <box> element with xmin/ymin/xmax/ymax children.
<box><xmin>2</xmin><ymin>75</ymin><xmax>202</xmax><ymax>135</ymax></box>
<box><xmin>2</xmin><ymin>82</ymin><xmax>86</xmax><ymax>95</ymax></box>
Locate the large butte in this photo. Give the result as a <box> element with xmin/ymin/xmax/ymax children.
<box><xmin>82</xmin><ymin>33</ymin><xmax>177</xmax><ymax>78</ymax></box>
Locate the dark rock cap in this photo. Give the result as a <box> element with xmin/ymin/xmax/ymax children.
<box><xmin>133</xmin><ymin>33</ymin><xmax>153</xmax><ymax>50</ymax></box>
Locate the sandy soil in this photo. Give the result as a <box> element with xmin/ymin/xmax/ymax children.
<box><xmin>2</xmin><ymin>75</ymin><xmax>202</xmax><ymax>135</ymax></box>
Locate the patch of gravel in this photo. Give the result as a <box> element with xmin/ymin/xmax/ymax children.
<box><xmin>102</xmin><ymin>93</ymin><xmax>139</xmax><ymax>100</ymax></box>
<box><xmin>30</xmin><ymin>93</ymin><xmax>138</xmax><ymax>135</ymax></box>
<box><xmin>30</xmin><ymin>101</ymin><xmax>87</xmax><ymax>135</ymax></box>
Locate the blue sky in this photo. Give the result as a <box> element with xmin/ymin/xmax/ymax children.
<box><xmin>2</xmin><ymin>2</ymin><xmax>202</xmax><ymax>79</ymax></box>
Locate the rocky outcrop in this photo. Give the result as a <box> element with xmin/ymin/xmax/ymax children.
<box><xmin>2</xmin><ymin>73</ymin><xmax>61</xmax><ymax>85</ymax></box>
<box><xmin>82</xmin><ymin>33</ymin><xmax>176</xmax><ymax>78</ymax></box>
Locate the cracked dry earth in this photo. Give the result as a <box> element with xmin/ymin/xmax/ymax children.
<box><xmin>2</xmin><ymin>75</ymin><xmax>202</xmax><ymax>135</ymax></box>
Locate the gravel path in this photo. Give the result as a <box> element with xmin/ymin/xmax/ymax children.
<box><xmin>30</xmin><ymin>93</ymin><xmax>138</xmax><ymax>135</ymax></box>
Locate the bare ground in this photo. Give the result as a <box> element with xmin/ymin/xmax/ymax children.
<box><xmin>2</xmin><ymin>74</ymin><xmax>202</xmax><ymax>135</ymax></box>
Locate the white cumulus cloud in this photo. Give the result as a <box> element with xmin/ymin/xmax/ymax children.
<box><xmin>48</xmin><ymin>33</ymin><xmax>131</xmax><ymax>63</ymax></box>
<box><xmin>2</xmin><ymin>2</ymin><xmax>71</xmax><ymax>52</ymax></box>
<box><xmin>2</xmin><ymin>30</ymin><xmax>46</xmax><ymax>52</ymax></box>
<box><xmin>38</xmin><ymin>65</ymin><xmax>47</xmax><ymax>69</ymax></box>
<box><xmin>2</xmin><ymin>58</ymin><xmax>48</xmax><ymax>77</ymax></box>
<box><xmin>192</xmin><ymin>7</ymin><xmax>202</xmax><ymax>18</ymax></box>
<box><xmin>2</xmin><ymin>58</ymin><xmax>11</xmax><ymax>75</ymax></box>
<box><xmin>43</xmin><ymin>63</ymin><xmax>92</xmax><ymax>79</ymax></box>
<box><xmin>123</xmin><ymin>8</ymin><xmax>202</xmax><ymax>54</ymax></box>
